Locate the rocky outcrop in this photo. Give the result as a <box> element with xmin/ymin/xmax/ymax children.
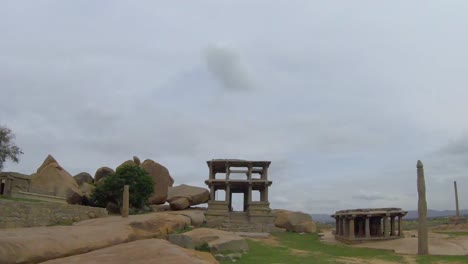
<box><xmin>140</xmin><ymin>159</ymin><xmax>174</xmax><ymax>205</ymax></box>
<box><xmin>167</xmin><ymin>210</ymin><xmax>207</xmax><ymax>227</ymax></box>
<box><xmin>273</xmin><ymin>209</ymin><xmax>316</xmax><ymax>233</ymax></box>
<box><xmin>116</xmin><ymin>160</ymin><xmax>137</xmax><ymax>171</ymax></box>
<box><xmin>41</xmin><ymin>239</ymin><xmax>218</xmax><ymax>264</ymax></box>
<box><xmin>133</xmin><ymin>156</ymin><xmax>141</xmax><ymax>166</ymax></box>
<box><xmin>168</xmin><ymin>228</ymin><xmax>248</xmax><ymax>254</ymax></box>
<box><xmin>73</xmin><ymin>172</ymin><xmax>93</xmax><ymax>185</ymax></box>
<box><xmin>94</xmin><ymin>167</ymin><xmax>114</xmax><ymax>183</ymax></box>
<box><xmin>167</xmin><ymin>184</ymin><xmax>210</xmax><ymax>210</ymax></box>
<box><xmin>0</xmin><ymin>212</ymin><xmax>191</xmax><ymax>264</ymax></box>
<box><xmin>79</xmin><ymin>182</ymin><xmax>95</xmax><ymax>200</ymax></box>
<box><xmin>30</xmin><ymin>155</ymin><xmax>83</xmax><ymax>204</ymax></box>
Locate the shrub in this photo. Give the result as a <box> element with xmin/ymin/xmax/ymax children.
<box><xmin>90</xmin><ymin>165</ymin><xmax>154</xmax><ymax>211</ymax></box>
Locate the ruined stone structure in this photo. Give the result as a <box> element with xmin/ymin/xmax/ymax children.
<box><xmin>331</xmin><ymin>208</ymin><xmax>407</xmax><ymax>243</ymax></box>
<box><xmin>204</xmin><ymin>159</ymin><xmax>276</xmax><ymax>232</ymax></box>
<box><xmin>0</xmin><ymin>172</ymin><xmax>31</xmax><ymax>197</ymax></box>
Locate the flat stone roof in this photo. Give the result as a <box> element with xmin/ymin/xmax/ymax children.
<box><xmin>207</xmin><ymin>159</ymin><xmax>271</xmax><ymax>173</ymax></box>
<box><xmin>332</xmin><ymin>208</ymin><xmax>407</xmax><ymax>217</ymax></box>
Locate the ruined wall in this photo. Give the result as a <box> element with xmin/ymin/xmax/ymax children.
<box><xmin>0</xmin><ymin>199</ymin><xmax>108</xmax><ymax>229</ymax></box>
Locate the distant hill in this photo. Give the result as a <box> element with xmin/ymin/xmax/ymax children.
<box><xmin>311</xmin><ymin>209</ymin><xmax>468</xmax><ymax>223</ymax></box>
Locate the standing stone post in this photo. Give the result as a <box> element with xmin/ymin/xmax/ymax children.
<box><xmin>122</xmin><ymin>185</ymin><xmax>129</xmax><ymax>218</ymax></box>
<box><xmin>417</xmin><ymin>160</ymin><xmax>429</xmax><ymax>255</ymax></box>
<box><xmin>454</xmin><ymin>181</ymin><xmax>460</xmax><ymax>218</ymax></box>
<box><xmin>365</xmin><ymin>215</ymin><xmax>371</xmax><ymax>238</ymax></box>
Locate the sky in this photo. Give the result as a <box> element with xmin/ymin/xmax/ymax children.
<box><xmin>2</xmin><ymin>1</ymin><xmax>468</xmax><ymax>214</ymax></box>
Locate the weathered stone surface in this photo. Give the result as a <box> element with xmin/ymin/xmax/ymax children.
<box><xmin>79</xmin><ymin>182</ymin><xmax>95</xmax><ymax>199</ymax></box>
<box><xmin>36</xmin><ymin>154</ymin><xmax>57</xmax><ymax>173</ymax></box>
<box><xmin>0</xmin><ymin>212</ymin><xmax>191</xmax><ymax>264</ymax></box>
<box><xmin>30</xmin><ymin>155</ymin><xmax>83</xmax><ymax>204</ymax></box>
<box><xmin>41</xmin><ymin>239</ymin><xmax>218</xmax><ymax>264</ymax></box>
<box><xmin>167</xmin><ymin>210</ymin><xmax>207</xmax><ymax>227</ymax></box>
<box><xmin>167</xmin><ymin>184</ymin><xmax>210</xmax><ymax>210</ymax></box>
<box><xmin>116</xmin><ymin>160</ymin><xmax>137</xmax><ymax>171</ymax></box>
<box><xmin>73</xmin><ymin>172</ymin><xmax>93</xmax><ymax>185</ymax></box>
<box><xmin>140</xmin><ymin>159</ymin><xmax>174</xmax><ymax>205</ymax></box>
<box><xmin>0</xmin><ymin>199</ymin><xmax>107</xmax><ymax>229</ymax></box>
<box><xmin>149</xmin><ymin>204</ymin><xmax>171</xmax><ymax>212</ymax></box>
<box><xmin>133</xmin><ymin>156</ymin><xmax>141</xmax><ymax>166</ymax></box>
<box><xmin>168</xmin><ymin>228</ymin><xmax>248</xmax><ymax>254</ymax></box>
<box><xmin>170</xmin><ymin>197</ymin><xmax>191</xmax><ymax>210</ymax></box>
<box><xmin>94</xmin><ymin>167</ymin><xmax>114</xmax><ymax>183</ymax></box>
<box><xmin>273</xmin><ymin>209</ymin><xmax>316</xmax><ymax>233</ymax></box>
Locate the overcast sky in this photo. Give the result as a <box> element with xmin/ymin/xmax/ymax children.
<box><xmin>2</xmin><ymin>1</ymin><xmax>468</xmax><ymax>214</ymax></box>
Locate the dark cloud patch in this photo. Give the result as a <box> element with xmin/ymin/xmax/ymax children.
<box><xmin>203</xmin><ymin>45</ymin><xmax>253</xmax><ymax>91</ymax></box>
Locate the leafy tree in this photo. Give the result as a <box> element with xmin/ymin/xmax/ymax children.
<box><xmin>91</xmin><ymin>165</ymin><xmax>154</xmax><ymax>211</ymax></box>
<box><xmin>0</xmin><ymin>125</ymin><xmax>23</xmax><ymax>171</ymax></box>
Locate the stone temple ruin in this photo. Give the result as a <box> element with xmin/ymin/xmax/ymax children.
<box><xmin>331</xmin><ymin>208</ymin><xmax>407</xmax><ymax>243</ymax></box>
<box><xmin>204</xmin><ymin>159</ymin><xmax>276</xmax><ymax>232</ymax></box>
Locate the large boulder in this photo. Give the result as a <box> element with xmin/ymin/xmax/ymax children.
<box><xmin>80</xmin><ymin>182</ymin><xmax>95</xmax><ymax>200</ymax></box>
<box><xmin>73</xmin><ymin>172</ymin><xmax>93</xmax><ymax>185</ymax></box>
<box><xmin>41</xmin><ymin>239</ymin><xmax>218</xmax><ymax>264</ymax></box>
<box><xmin>30</xmin><ymin>155</ymin><xmax>83</xmax><ymax>204</ymax></box>
<box><xmin>167</xmin><ymin>184</ymin><xmax>210</xmax><ymax>210</ymax></box>
<box><xmin>36</xmin><ymin>154</ymin><xmax>57</xmax><ymax>173</ymax></box>
<box><xmin>116</xmin><ymin>160</ymin><xmax>137</xmax><ymax>171</ymax></box>
<box><xmin>94</xmin><ymin>167</ymin><xmax>114</xmax><ymax>183</ymax></box>
<box><xmin>133</xmin><ymin>156</ymin><xmax>141</xmax><ymax>166</ymax></box>
<box><xmin>139</xmin><ymin>159</ymin><xmax>174</xmax><ymax>205</ymax></box>
<box><xmin>168</xmin><ymin>228</ymin><xmax>248</xmax><ymax>254</ymax></box>
<box><xmin>272</xmin><ymin>209</ymin><xmax>316</xmax><ymax>233</ymax></box>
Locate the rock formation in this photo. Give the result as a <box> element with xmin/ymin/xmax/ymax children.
<box><xmin>116</xmin><ymin>160</ymin><xmax>137</xmax><ymax>171</ymax></box>
<box><xmin>133</xmin><ymin>156</ymin><xmax>141</xmax><ymax>166</ymax></box>
<box><xmin>168</xmin><ymin>228</ymin><xmax>249</xmax><ymax>254</ymax></box>
<box><xmin>417</xmin><ymin>160</ymin><xmax>429</xmax><ymax>255</ymax></box>
<box><xmin>272</xmin><ymin>209</ymin><xmax>316</xmax><ymax>233</ymax></box>
<box><xmin>94</xmin><ymin>167</ymin><xmax>114</xmax><ymax>183</ymax></box>
<box><xmin>167</xmin><ymin>184</ymin><xmax>210</xmax><ymax>210</ymax></box>
<box><xmin>73</xmin><ymin>172</ymin><xmax>93</xmax><ymax>186</ymax></box>
<box><xmin>139</xmin><ymin>159</ymin><xmax>174</xmax><ymax>204</ymax></box>
<box><xmin>30</xmin><ymin>155</ymin><xmax>83</xmax><ymax>204</ymax></box>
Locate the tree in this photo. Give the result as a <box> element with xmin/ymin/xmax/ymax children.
<box><xmin>0</xmin><ymin>125</ymin><xmax>23</xmax><ymax>171</ymax></box>
<box><xmin>91</xmin><ymin>165</ymin><xmax>154</xmax><ymax>211</ymax></box>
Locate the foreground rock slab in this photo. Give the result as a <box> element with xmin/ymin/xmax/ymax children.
<box><xmin>41</xmin><ymin>238</ymin><xmax>218</xmax><ymax>264</ymax></box>
<box><xmin>169</xmin><ymin>227</ymin><xmax>249</xmax><ymax>254</ymax></box>
<box><xmin>0</xmin><ymin>212</ymin><xmax>190</xmax><ymax>264</ymax></box>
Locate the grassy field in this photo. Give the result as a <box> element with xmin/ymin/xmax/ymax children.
<box><xmin>0</xmin><ymin>195</ymin><xmax>41</xmax><ymax>203</ymax></box>
<box><xmin>222</xmin><ymin>232</ymin><xmax>468</xmax><ymax>264</ymax></box>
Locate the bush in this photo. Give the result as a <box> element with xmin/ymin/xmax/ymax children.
<box><xmin>90</xmin><ymin>165</ymin><xmax>154</xmax><ymax>211</ymax></box>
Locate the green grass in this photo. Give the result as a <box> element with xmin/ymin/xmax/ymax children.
<box><xmin>226</xmin><ymin>232</ymin><xmax>403</xmax><ymax>264</ymax></box>
<box><xmin>222</xmin><ymin>232</ymin><xmax>468</xmax><ymax>264</ymax></box>
<box><xmin>403</xmin><ymin>218</ymin><xmax>450</xmax><ymax>230</ymax></box>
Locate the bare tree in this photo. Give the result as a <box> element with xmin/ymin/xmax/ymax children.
<box><xmin>0</xmin><ymin>125</ymin><xmax>23</xmax><ymax>171</ymax></box>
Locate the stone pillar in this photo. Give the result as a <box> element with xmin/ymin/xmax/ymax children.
<box><xmin>390</xmin><ymin>216</ymin><xmax>396</xmax><ymax>236</ymax></box>
<box><xmin>398</xmin><ymin>215</ymin><xmax>403</xmax><ymax>236</ymax></box>
<box><xmin>342</xmin><ymin>217</ymin><xmax>347</xmax><ymax>236</ymax></box>
<box><xmin>383</xmin><ymin>215</ymin><xmax>389</xmax><ymax>237</ymax></box>
<box><xmin>225</xmin><ymin>162</ymin><xmax>230</xmax><ymax>180</ymax></box>
<box><xmin>417</xmin><ymin>160</ymin><xmax>429</xmax><ymax>255</ymax></box>
<box><xmin>454</xmin><ymin>181</ymin><xmax>460</xmax><ymax>218</ymax></box>
<box><xmin>226</xmin><ymin>184</ymin><xmax>231</xmax><ymax>204</ymax></box>
<box><xmin>247</xmin><ymin>163</ymin><xmax>253</xmax><ymax>180</ymax></box>
<box><xmin>335</xmin><ymin>217</ymin><xmax>339</xmax><ymax>235</ymax></box>
<box><xmin>365</xmin><ymin>216</ymin><xmax>371</xmax><ymax>238</ymax></box>
<box><xmin>263</xmin><ymin>165</ymin><xmax>268</xmax><ymax>180</ymax></box>
<box><xmin>349</xmin><ymin>216</ymin><xmax>355</xmax><ymax>239</ymax></box>
<box><xmin>247</xmin><ymin>184</ymin><xmax>252</xmax><ymax>204</ymax></box>
<box><xmin>122</xmin><ymin>185</ymin><xmax>129</xmax><ymax>218</ymax></box>
<box><xmin>209</xmin><ymin>162</ymin><xmax>214</xmax><ymax>180</ymax></box>
<box><xmin>209</xmin><ymin>186</ymin><xmax>215</xmax><ymax>200</ymax></box>
<box><xmin>264</xmin><ymin>186</ymin><xmax>269</xmax><ymax>202</ymax></box>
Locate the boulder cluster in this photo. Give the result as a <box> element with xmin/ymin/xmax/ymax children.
<box><xmin>28</xmin><ymin>154</ymin><xmax>209</xmax><ymax>210</ymax></box>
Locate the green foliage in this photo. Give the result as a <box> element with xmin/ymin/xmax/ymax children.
<box><xmin>175</xmin><ymin>226</ymin><xmax>194</xmax><ymax>234</ymax></box>
<box><xmin>0</xmin><ymin>125</ymin><xmax>23</xmax><ymax>171</ymax></box>
<box><xmin>90</xmin><ymin>165</ymin><xmax>154</xmax><ymax>211</ymax></box>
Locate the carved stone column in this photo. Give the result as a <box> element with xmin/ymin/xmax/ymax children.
<box><xmin>349</xmin><ymin>216</ymin><xmax>355</xmax><ymax>239</ymax></box>
<box><xmin>390</xmin><ymin>216</ymin><xmax>396</xmax><ymax>236</ymax></box>
<box><xmin>365</xmin><ymin>215</ymin><xmax>371</xmax><ymax>238</ymax></box>
<box><xmin>383</xmin><ymin>215</ymin><xmax>389</xmax><ymax>237</ymax></box>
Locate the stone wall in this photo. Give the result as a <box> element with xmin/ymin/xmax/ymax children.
<box><xmin>0</xmin><ymin>199</ymin><xmax>108</xmax><ymax>229</ymax></box>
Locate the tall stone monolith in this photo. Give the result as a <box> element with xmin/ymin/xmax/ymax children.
<box><xmin>454</xmin><ymin>181</ymin><xmax>460</xmax><ymax>218</ymax></box>
<box><xmin>417</xmin><ymin>160</ymin><xmax>428</xmax><ymax>255</ymax></box>
<box><xmin>122</xmin><ymin>185</ymin><xmax>129</xmax><ymax>218</ymax></box>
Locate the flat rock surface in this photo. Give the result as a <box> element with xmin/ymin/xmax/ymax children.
<box><xmin>169</xmin><ymin>227</ymin><xmax>249</xmax><ymax>254</ymax></box>
<box><xmin>0</xmin><ymin>212</ymin><xmax>191</xmax><ymax>264</ymax></box>
<box><xmin>40</xmin><ymin>238</ymin><xmax>218</xmax><ymax>264</ymax></box>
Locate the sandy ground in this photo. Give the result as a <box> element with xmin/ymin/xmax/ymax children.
<box><xmin>320</xmin><ymin>229</ymin><xmax>468</xmax><ymax>256</ymax></box>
